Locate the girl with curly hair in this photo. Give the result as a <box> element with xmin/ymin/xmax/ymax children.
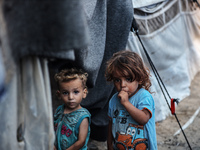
<box><xmin>105</xmin><ymin>50</ymin><xmax>157</xmax><ymax>150</ymax></box>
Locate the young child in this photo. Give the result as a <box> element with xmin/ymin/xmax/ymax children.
<box><xmin>105</xmin><ymin>50</ymin><xmax>157</xmax><ymax>150</ymax></box>
<box><xmin>53</xmin><ymin>68</ymin><xmax>91</xmax><ymax>150</ymax></box>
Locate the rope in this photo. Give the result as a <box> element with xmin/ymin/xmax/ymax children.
<box><xmin>131</xmin><ymin>17</ymin><xmax>192</xmax><ymax>150</ymax></box>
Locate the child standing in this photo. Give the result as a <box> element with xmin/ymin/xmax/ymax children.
<box><xmin>105</xmin><ymin>50</ymin><xmax>157</xmax><ymax>150</ymax></box>
<box><xmin>54</xmin><ymin>68</ymin><xmax>91</xmax><ymax>150</ymax></box>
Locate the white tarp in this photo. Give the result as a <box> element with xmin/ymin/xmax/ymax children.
<box><xmin>132</xmin><ymin>0</ymin><xmax>166</xmax><ymax>8</ymax></box>
<box><xmin>0</xmin><ymin>57</ymin><xmax>55</xmax><ymax>150</ymax></box>
<box><xmin>127</xmin><ymin>0</ymin><xmax>200</xmax><ymax>121</ymax></box>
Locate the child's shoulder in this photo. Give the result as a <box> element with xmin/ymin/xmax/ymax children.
<box><xmin>137</xmin><ymin>88</ymin><xmax>152</xmax><ymax>97</ymax></box>
<box><xmin>76</xmin><ymin>107</ymin><xmax>91</xmax><ymax>124</ymax></box>
<box><xmin>55</xmin><ymin>104</ymin><xmax>64</xmax><ymax>114</ymax></box>
<box><xmin>111</xmin><ymin>92</ymin><xmax>119</xmax><ymax>99</ymax></box>
<box><xmin>137</xmin><ymin>88</ymin><xmax>154</xmax><ymax>104</ymax></box>
<box><xmin>79</xmin><ymin>107</ymin><xmax>91</xmax><ymax>116</ymax></box>
<box><xmin>57</xmin><ymin>104</ymin><xmax>64</xmax><ymax>110</ymax></box>
<box><xmin>109</xmin><ymin>93</ymin><xmax>119</xmax><ymax>102</ymax></box>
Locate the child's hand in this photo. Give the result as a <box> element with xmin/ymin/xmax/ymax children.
<box><xmin>118</xmin><ymin>90</ymin><xmax>129</xmax><ymax>105</ymax></box>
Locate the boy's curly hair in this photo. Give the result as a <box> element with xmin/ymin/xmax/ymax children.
<box><xmin>105</xmin><ymin>50</ymin><xmax>152</xmax><ymax>93</ymax></box>
<box><xmin>54</xmin><ymin>68</ymin><xmax>88</xmax><ymax>89</ymax></box>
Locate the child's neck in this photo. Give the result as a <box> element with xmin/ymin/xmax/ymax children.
<box><xmin>64</xmin><ymin>105</ymin><xmax>82</xmax><ymax>114</ymax></box>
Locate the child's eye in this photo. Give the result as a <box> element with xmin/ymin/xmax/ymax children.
<box><xmin>62</xmin><ymin>91</ymin><xmax>68</xmax><ymax>95</ymax></box>
<box><xmin>114</xmin><ymin>78</ymin><xmax>120</xmax><ymax>83</ymax></box>
<box><xmin>74</xmin><ymin>90</ymin><xmax>79</xmax><ymax>94</ymax></box>
<box><xmin>126</xmin><ymin>78</ymin><xmax>132</xmax><ymax>82</ymax></box>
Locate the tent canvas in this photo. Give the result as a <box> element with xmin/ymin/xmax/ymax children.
<box><xmin>127</xmin><ymin>0</ymin><xmax>200</xmax><ymax>121</ymax></box>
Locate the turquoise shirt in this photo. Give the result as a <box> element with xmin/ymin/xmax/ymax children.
<box><xmin>108</xmin><ymin>88</ymin><xmax>157</xmax><ymax>150</ymax></box>
<box><xmin>54</xmin><ymin>105</ymin><xmax>91</xmax><ymax>150</ymax></box>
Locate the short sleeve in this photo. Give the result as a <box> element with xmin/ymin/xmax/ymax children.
<box><xmin>108</xmin><ymin>93</ymin><xmax>118</xmax><ymax>119</ymax></box>
<box><xmin>137</xmin><ymin>95</ymin><xmax>154</xmax><ymax>118</ymax></box>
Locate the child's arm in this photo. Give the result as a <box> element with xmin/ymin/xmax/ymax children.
<box><xmin>107</xmin><ymin>119</ymin><xmax>114</xmax><ymax>150</ymax></box>
<box><xmin>118</xmin><ymin>90</ymin><xmax>151</xmax><ymax>125</ymax></box>
<box><xmin>66</xmin><ymin>118</ymin><xmax>89</xmax><ymax>150</ymax></box>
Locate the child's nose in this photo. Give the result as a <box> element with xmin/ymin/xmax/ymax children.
<box><xmin>68</xmin><ymin>93</ymin><xmax>73</xmax><ymax>99</ymax></box>
<box><xmin>121</xmin><ymin>80</ymin><xmax>126</xmax><ymax>87</ymax></box>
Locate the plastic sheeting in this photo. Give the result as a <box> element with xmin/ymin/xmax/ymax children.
<box><xmin>127</xmin><ymin>0</ymin><xmax>200</xmax><ymax>121</ymax></box>
<box><xmin>0</xmin><ymin>57</ymin><xmax>54</xmax><ymax>150</ymax></box>
<box><xmin>132</xmin><ymin>0</ymin><xmax>166</xmax><ymax>8</ymax></box>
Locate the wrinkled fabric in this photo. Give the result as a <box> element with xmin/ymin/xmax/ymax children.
<box><xmin>0</xmin><ymin>0</ymin><xmax>90</xmax><ymax>84</ymax></box>
<box><xmin>1</xmin><ymin>0</ymin><xmax>89</xmax><ymax>60</ymax></box>
<box><xmin>132</xmin><ymin>0</ymin><xmax>166</xmax><ymax>8</ymax></box>
<box><xmin>127</xmin><ymin>0</ymin><xmax>200</xmax><ymax>121</ymax></box>
<box><xmin>0</xmin><ymin>57</ymin><xmax>54</xmax><ymax>150</ymax></box>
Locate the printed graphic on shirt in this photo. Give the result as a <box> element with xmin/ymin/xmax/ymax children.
<box><xmin>115</xmin><ymin>123</ymin><xmax>147</xmax><ymax>150</ymax></box>
<box><xmin>112</xmin><ymin>108</ymin><xmax>148</xmax><ymax>149</ymax></box>
<box><xmin>113</xmin><ymin>109</ymin><xmax>130</xmax><ymax>124</ymax></box>
<box><xmin>61</xmin><ymin>125</ymin><xmax>72</xmax><ymax>137</ymax></box>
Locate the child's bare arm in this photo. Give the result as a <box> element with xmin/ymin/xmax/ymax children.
<box><xmin>66</xmin><ymin>118</ymin><xmax>89</xmax><ymax>150</ymax></box>
<box><xmin>118</xmin><ymin>90</ymin><xmax>151</xmax><ymax>125</ymax></box>
<box><xmin>107</xmin><ymin>120</ymin><xmax>114</xmax><ymax>150</ymax></box>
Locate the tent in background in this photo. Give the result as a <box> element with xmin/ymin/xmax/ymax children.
<box><xmin>127</xmin><ymin>0</ymin><xmax>200</xmax><ymax>121</ymax></box>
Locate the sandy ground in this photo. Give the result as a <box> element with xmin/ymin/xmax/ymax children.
<box><xmin>156</xmin><ymin>71</ymin><xmax>200</xmax><ymax>150</ymax></box>
<box><xmin>88</xmin><ymin>72</ymin><xmax>200</xmax><ymax>150</ymax></box>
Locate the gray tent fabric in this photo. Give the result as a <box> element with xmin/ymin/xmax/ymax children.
<box><xmin>127</xmin><ymin>0</ymin><xmax>200</xmax><ymax>121</ymax></box>
<box><xmin>1</xmin><ymin>0</ymin><xmax>90</xmax><ymax>60</ymax></box>
<box><xmin>0</xmin><ymin>0</ymin><xmax>90</xmax><ymax>85</ymax></box>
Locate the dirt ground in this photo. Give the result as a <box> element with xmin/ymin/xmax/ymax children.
<box><xmin>156</xmin><ymin>71</ymin><xmax>200</xmax><ymax>150</ymax></box>
<box><xmin>88</xmin><ymin>72</ymin><xmax>200</xmax><ymax>150</ymax></box>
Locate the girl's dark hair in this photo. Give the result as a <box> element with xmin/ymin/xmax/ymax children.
<box><xmin>105</xmin><ymin>50</ymin><xmax>152</xmax><ymax>92</ymax></box>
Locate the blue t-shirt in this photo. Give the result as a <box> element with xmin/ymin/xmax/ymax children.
<box><xmin>108</xmin><ymin>88</ymin><xmax>157</xmax><ymax>150</ymax></box>
<box><xmin>54</xmin><ymin>105</ymin><xmax>91</xmax><ymax>150</ymax></box>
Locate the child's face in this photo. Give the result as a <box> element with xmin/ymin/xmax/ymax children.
<box><xmin>113</xmin><ymin>71</ymin><xmax>140</xmax><ymax>98</ymax></box>
<box><xmin>58</xmin><ymin>78</ymin><xmax>87</xmax><ymax>111</ymax></box>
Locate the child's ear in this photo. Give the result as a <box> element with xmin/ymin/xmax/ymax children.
<box><xmin>56</xmin><ymin>90</ymin><xmax>61</xmax><ymax>99</ymax></box>
<box><xmin>83</xmin><ymin>88</ymin><xmax>88</xmax><ymax>99</ymax></box>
